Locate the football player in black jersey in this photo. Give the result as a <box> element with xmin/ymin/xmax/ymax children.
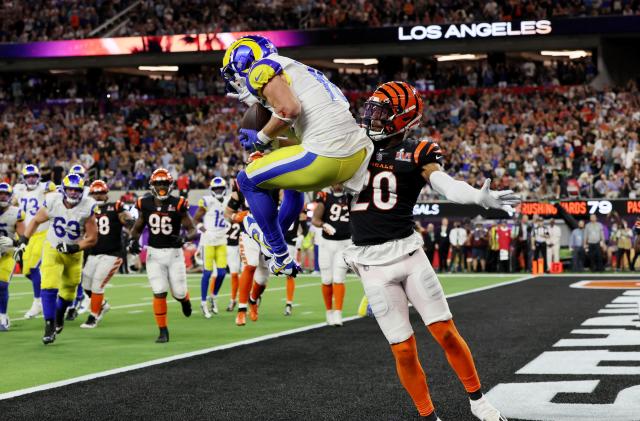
<box><xmin>129</xmin><ymin>168</ymin><xmax>198</xmax><ymax>343</ymax></box>
<box><xmin>345</xmin><ymin>82</ymin><xmax>519</xmax><ymax>421</ymax></box>
<box><xmin>225</xmin><ymin>212</ymin><xmax>243</xmax><ymax>312</ymax></box>
<box><xmin>312</xmin><ymin>185</ymin><xmax>351</xmax><ymax>326</ymax></box>
<box><xmin>80</xmin><ymin>180</ymin><xmax>134</xmax><ymax>329</ymax></box>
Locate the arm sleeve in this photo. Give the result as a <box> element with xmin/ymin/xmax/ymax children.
<box><xmin>429</xmin><ymin>171</ymin><xmax>481</xmax><ymax>205</ymax></box>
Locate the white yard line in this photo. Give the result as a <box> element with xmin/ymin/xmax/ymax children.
<box><xmin>0</xmin><ymin>274</ymin><xmax>534</xmax><ymax>400</ymax></box>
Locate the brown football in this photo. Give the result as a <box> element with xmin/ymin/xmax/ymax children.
<box><xmin>240</xmin><ymin>103</ymin><xmax>272</xmax><ymax>131</ymax></box>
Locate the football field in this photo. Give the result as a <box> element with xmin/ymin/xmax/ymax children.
<box><xmin>1</xmin><ymin>273</ymin><xmax>522</xmax><ymax>396</ymax></box>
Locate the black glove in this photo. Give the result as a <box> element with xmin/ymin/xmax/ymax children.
<box><xmin>128</xmin><ymin>238</ymin><xmax>141</xmax><ymax>255</ymax></box>
<box><xmin>56</xmin><ymin>243</ymin><xmax>80</xmax><ymax>254</ymax></box>
<box><xmin>13</xmin><ymin>235</ymin><xmax>28</xmax><ymax>264</ymax></box>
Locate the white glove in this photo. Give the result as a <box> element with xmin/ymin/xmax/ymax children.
<box><xmin>0</xmin><ymin>236</ymin><xmax>13</xmax><ymax>249</ymax></box>
<box><xmin>476</xmin><ymin>179</ymin><xmax>521</xmax><ymax>215</ymax></box>
<box><xmin>322</xmin><ymin>223</ymin><xmax>336</xmax><ymax>236</ymax></box>
<box><xmin>226</xmin><ymin>80</ymin><xmax>259</xmax><ymax>106</ymax></box>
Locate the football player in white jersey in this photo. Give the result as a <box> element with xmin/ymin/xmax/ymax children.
<box><xmin>0</xmin><ymin>184</ymin><xmax>25</xmax><ymax>331</ymax></box>
<box><xmin>12</xmin><ymin>164</ymin><xmax>57</xmax><ymax>319</ymax></box>
<box><xmin>222</xmin><ymin>35</ymin><xmax>373</xmax><ymax>276</ymax></box>
<box><xmin>193</xmin><ymin>177</ymin><xmax>230</xmax><ymax>318</ymax></box>
<box><xmin>15</xmin><ymin>174</ymin><xmax>98</xmax><ymax>344</ymax></box>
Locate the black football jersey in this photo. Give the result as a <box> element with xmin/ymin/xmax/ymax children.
<box><xmin>227</xmin><ymin>221</ymin><xmax>242</xmax><ymax>246</ymax></box>
<box><xmin>350</xmin><ymin>138</ymin><xmax>443</xmax><ymax>246</ymax></box>
<box><xmin>317</xmin><ymin>191</ymin><xmax>351</xmax><ymax>241</ymax></box>
<box><xmin>284</xmin><ymin>215</ymin><xmax>301</xmax><ymax>245</ymax></box>
<box><xmin>137</xmin><ymin>194</ymin><xmax>188</xmax><ymax>249</ymax></box>
<box><xmin>91</xmin><ymin>201</ymin><xmax>126</xmax><ymax>256</ymax></box>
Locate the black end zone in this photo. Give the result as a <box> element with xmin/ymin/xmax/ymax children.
<box><xmin>2</xmin><ymin>276</ymin><xmax>637</xmax><ymax>420</ymax></box>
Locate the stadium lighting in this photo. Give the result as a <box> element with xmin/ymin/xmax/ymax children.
<box><xmin>333</xmin><ymin>58</ymin><xmax>379</xmax><ymax>65</ymax></box>
<box><xmin>540</xmin><ymin>50</ymin><xmax>590</xmax><ymax>59</ymax></box>
<box><xmin>137</xmin><ymin>66</ymin><xmax>179</xmax><ymax>72</ymax></box>
<box><xmin>435</xmin><ymin>54</ymin><xmax>486</xmax><ymax>62</ymax></box>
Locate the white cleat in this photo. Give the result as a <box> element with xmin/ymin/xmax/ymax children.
<box><xmin>326</xmin><ymin>310</ymin><xmax>335</xmax><ymax>326</ymax></box>
<box><xmin>24</xmin><ymin>298</ymin><xmax>42</xmax><ymax>319</ymax></box>
<box><xmin>470</xmin><ymin>396</ymin><xmax>508</xmax><ymax>421</ymax></box>
<box><xmin>208</xmin><ymin>296</ymin><xmax>219</xmax><ymax>315</ymax></box>
<box><xmin>77</xmin><ymin>295</ymin><xmax>91</xmax><ymax>315</ymax></box>
<box><xmin>0</xmin><ymin>314</ymin><xmax>10</xmax><ymax>331</ymax></box>
<box><xmin>201</xmin><ymin>301</ymin><xmax>212</xmax><ymax>319</ymax></box>
<box><xmin>333</xmin><ymin>310</ymin><xmax>343</xmax><ymax>327</ymax></box>
<box><xmin>226</xmin><ymin>299</ymin><xmax>236</xmax><ymax>312</ymax></box>
<box><xmin>97</xmin><ymin>301</ymin><xmax>111</xmax><ymax>322</ymax></box>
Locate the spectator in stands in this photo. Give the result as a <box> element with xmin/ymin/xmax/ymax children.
<box><xmin>449</xmin><ymin>221</ymin><xmax>467</xmax><ymax>273</ymax></box>
<box><xmin>420</xmin><ymin>222</ymin><xmax>437</xmax><ymax>265</ymax></box>
<box><xmin>512</xmin><ymin>214</ymin><xmax>532</xmax><ymax>272</ymax></box>
<box><xmin>570</xmin><ymin>220</ymin><xmax>586</xmax><ymax>272</ymax></box>
<box><xmin>437</xmin><ymin>218</ymin><xmax>451</xmax><ymax>272</ymax></box>
<box><xmin>632</xmin><ymin>217</ymin><xmax>640</xmax><ymax>271</ymax></box>
<box><xmin>584</xmin><ymin>214</ymin><xmax>605</xmax><ymax>272</ymax></box>
<box><xmin>546</xmin><ymin>219</ymin><xmax>562</xmax><ymax>271</ymax></box>
<box><xmin>496</xmin><ymin>220</ymin><xmax>511</xmax><ymax>272</ymax></box>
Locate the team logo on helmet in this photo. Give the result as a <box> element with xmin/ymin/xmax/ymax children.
<box><xmin>150</xmin><ymin>168</ymin><xmax>174</xmax><ymax>201</ymax></box>
<box><xmin>210</xmin><ymin>177</ymin><xmax>227</xmax><ymax>200</ymax></box>
<box><xmin>0</xmin><ymin>183</ymin><xmax>13</xmax><ymax>208</ymax></box>
<box><xmin>361</xmin><ymin>81</ymin><xmax>424</xmax><ymax>141</ymax></box>
<box><xmin>69</xmin><ymin>164</ymin><xmax>86</xmax><ymax>179</ymax></box>
<box><xmin>89</xmin><ymin>180</ymin><xmax>109</xmax><ymax>205</ymax></box>
<box><xmin>220</xmin><ymin>35</ymin><xmax>278</xmax><ymax>86</ymax></box>
<box><xmin>22</xmin><ymin>164</ymin><xmax>41</xmax><ymax>190</ymax></box>
<box><xmin>62</xmin><ymin>174</ymin><xmax>85</xmax><ymax>206</ymax></box>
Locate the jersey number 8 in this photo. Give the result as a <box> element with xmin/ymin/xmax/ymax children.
<box><xmin>149</xmin><ymin>214</ymin><xmax>173</xmax><ymax>235</ymax></box>
<box><xmin>97</xmin><ymin>215</ymin><xmax>110</xmax><ymax>235</ymax></box>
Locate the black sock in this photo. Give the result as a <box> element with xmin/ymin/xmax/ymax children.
<box><xmin>469</xmin><ymin>388</ymin><xmax>483</xmax><ymax>401</ymax></box>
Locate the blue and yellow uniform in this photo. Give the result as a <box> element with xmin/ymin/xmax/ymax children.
<box><xmin>221</xmin><ymin>36</ymin><xmax>373</xmax><ymax>274</ymax></box>
<box><xmin>199</xmin><ymin>195</ymin><xmax>229</xmax><ymax>271</ymax></box>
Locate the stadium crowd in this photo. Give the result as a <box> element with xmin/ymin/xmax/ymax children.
<box><xmin>2</xmin><ymin>0</ymin><xmax>640</xmax><ymax>42</ymax></box>
<box><xmin>1</xmin><ymin>75</ymin><xmax>639</xmax><ymax>201</ymax></box>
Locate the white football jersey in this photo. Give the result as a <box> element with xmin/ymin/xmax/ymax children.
<box><xmin>0</xmin><ymin>205</ymin><xmax>25</xmax><ymax>241</ymax></box>
<box><xmin>45</xmin><ymin>194</ymin><xmax>97</xmax><ymax>246</ymax></box>
<box><xmin>13</xmin><ymin>181</ymin><xmax>56</xmax><ymax>233</ymax></box>
<box><xmin>199</xmin><ymin>195</ymin><xmax>229</xmax><ymax>246</ymax></box>
<box><xmin>246</xmin><ymin>54</ymin><xmax>370</xmax><ymax>157</ymax></box>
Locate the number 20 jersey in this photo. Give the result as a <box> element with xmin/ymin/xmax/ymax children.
<box><xmin>136</xmin><ymin>194</ymin><xmax>188</xmax><ymax>249</ymax></box>
<box><xmin>45</xmin><ymin>193</ymin><xmax>97</xmax><ymax>246</ymax></box>
<box><xmin>350</xmin><ymin>138</ymin><xmax>443</xmax><ymax>246</ymax></box>
<box><xmin>92</xmin><ymin>201</ymin><xmax>126</xmax><ymax>256</ymax></box>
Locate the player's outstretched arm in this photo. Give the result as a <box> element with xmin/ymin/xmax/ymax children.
<box><xmin>78</xmin><ymin>215</ymin><xmax>98</xmax><ymax>250</ymax></box>
<box><xmin>422</xmin><ymin>163</ymin><xmax>521</xmax><ymax>214</ymax></box>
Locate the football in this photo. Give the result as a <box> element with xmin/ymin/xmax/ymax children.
<box><xmin>240</xmin><ymin>103</ymin><xmax>272</xmax><ymax>131</ymax></box>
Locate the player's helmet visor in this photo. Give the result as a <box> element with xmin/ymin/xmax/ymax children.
<box><xmin>361</xmin><ymin>100</ymin><xmax>395</xmax><ymax>139</ymax></box>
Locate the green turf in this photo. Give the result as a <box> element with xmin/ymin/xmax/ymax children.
<box><xmin>1</xmin><ymin>273</ymin><xmax>524</xmax><ymax>394</ymax></box>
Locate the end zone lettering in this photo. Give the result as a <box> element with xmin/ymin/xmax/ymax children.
<box><xmin>398</xmin><ymin>20</ymin><xmax>551</xmax><ymax>41</ymax></box>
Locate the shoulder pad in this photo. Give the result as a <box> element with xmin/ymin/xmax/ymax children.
<box><xmin>246</xmin><ymin>58</ymin><xmax>287</xmax><ymax>97</ymax></box>
<box><xmin>413</xmin><ymin>139</ymin><xmax>444</xmax><ymax>167</ymax></box>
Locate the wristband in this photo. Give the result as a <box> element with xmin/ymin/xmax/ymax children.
<box><xmin>257</xmin><ymin>131</ymin><xmax>274</xmax><ymax>145</ymax></box>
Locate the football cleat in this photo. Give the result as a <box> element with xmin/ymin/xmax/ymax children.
<box><xmin>236</xmin><ymin>310</ymin><xmax>246</xmax><ymax>326</ymax></box>
<box><xmin>97</xmin><ymin>300</ymin><xmax>111</xmax><ymax>322</ymax></box>
<box><xmin>333</xmin><ymin>310</ymin><xmax>343</xmax><ymax>327</ymax></box>
<box><xmin>180</xmin><ymin>298</ymin><xmax>192</xmax><ymax>317</ymax></box>
<box><xmin>249</xmin><ymin>299</ymin><xmax>259</xmax><ymax>322</ymax></box>
<box><xmin>325</xmin><ymin>310</ymin><xmax>334</xmax><ymax>326</ymax></box>
<box><xmin>201</xmin><ymin>301</ymin><xmax>212</xmax><ymax>319</ymax></box>
<box><xmin>0</xmin><ymin>315</ymin><xmax>9</xmax><ymax>331</ymax></box>
<box><xmin>242</xmin><ymin>215</ymin><xmax>273</xmax><ymax>258</ymax></box>
<box><xmin>43</xmin><ymin>320</ymin><xmax>56</xmax><ymax>345</ymax></box>
<box><xmin>80</xmin><ymin>315</ymin><xmax>98</xmax><ymax>329</ymax></box>
<box><xmin>156</xmin><ymin>327</ymin><xmax>169</xmax><ymax>343</ymax></box>
<box><xmin>208</xmin><ymin>296</ymin><xmax>219</xmax><ymax>315</ymax></box>
<box><xmin>65</xmin><ymin>307</ymin><xmax>78</xmax><ymax>321</ymax></box>
<box><xmin>226</xmin><ymin>299</ymin><xmax>236</xmax><ymax>312</ymax></box>
<box><xmin>284</xmin><ymin>303</ymin><xmax>292</xmax><ymax>316</ymax></box>
<box><xmin>269</xmin><ymin>253</ymin><xmax>300</xmax><ymax>277</ymax></box>
<box><xmin>470</xmin><ymin>396</ymin><xmax>508</xmax><ymax>421</ymax></box>
<box><xmin>24</xmin><ymin>299</ymin><xmax>42</xmax><ymax>319</ymax></box>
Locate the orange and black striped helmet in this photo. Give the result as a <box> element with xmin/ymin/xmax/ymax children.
<box><xmin>361</xmin><ymin>81</ymin><xmax>423</xmax><ymax>141</ymax></box>
<box><xmin>89</xmin><ymin>180</ymin><xmax>109</xmax><ymax>195</ymax></box>
<box><xmin>150</xmin><ymin>168</ymin><xmax>174</xmax><ymax>200</ymax></box>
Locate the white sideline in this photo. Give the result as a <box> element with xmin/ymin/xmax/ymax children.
<box><xmin>0</xmin><ymin>274</ymin><xmax>534</xmax><ymax>401</ymax></box>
